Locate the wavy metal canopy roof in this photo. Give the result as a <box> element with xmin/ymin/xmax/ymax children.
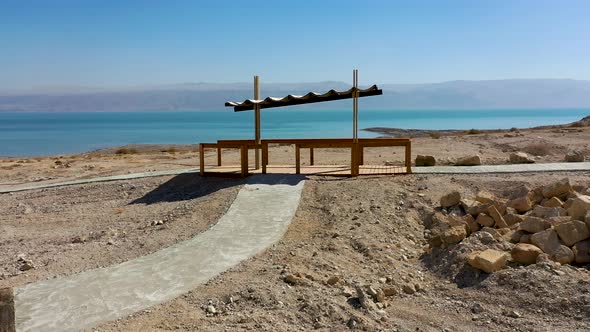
<box><xmin>225</xmin><ymin>85</ymin><xmax>382</xmax><ymax>112</ymax></box>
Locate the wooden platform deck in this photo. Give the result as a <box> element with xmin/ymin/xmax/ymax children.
<box><xmin>201</xmin><ymin>164</ymin><xmax>407</xmax><ymax>177</ymax></box>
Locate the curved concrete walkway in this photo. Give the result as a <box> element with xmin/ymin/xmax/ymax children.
<box><xmin>15</xmin><ymin>175</ymin><xmax>305</xmax><ymax>332</ymax></box>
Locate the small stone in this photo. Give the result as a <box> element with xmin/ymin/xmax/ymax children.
<box><xmin>402</xmin><ymin>284</ymin><xmax>416</xmax><ymax>294</ymax></box>
<box><xmin>415</xmin><ymin>155</ymin><xmax>436</xmax><ymax>166</ymax></box>
<box><xmin>382</xmin><ymin>287</ymin><xmax>397</xmax><ymax>296</ymax></box>
<box><xmin>72</xmin><ymin>235</ymin><xmax>87</xmax><ymax>244</ymax></box>
<box><xmin>440</xmin><ymin>191</ymin><xmax>461</xmax><ymax>208</ymax></box>
<box><xmin>355</xmin><ymin>284</ymin><xmax>376</xmax><ymax>310</ymax></box>
<box><xmin>471</xmin><ymin>303</ymin><xmax>484</xmax><ymax>314</ymax></box>
<box><xmin>511</xmin><ymin>243</ymin><xmax>543</xmax><ymax>264</ymax></box>
<box><xmin>284</xmin><ymin>274</ymin><xmax>302</xmax><ymax>285</ymax></box>
<box><xmin>206</xmin><ymin>305</ymin><xmax>217</xmax><ymax>314</ymax></box>
<box><xmin>565</xmin><ymin>150</ymin><xmax>585</xmax><ymax>162</ymax></box>
<box><xmin>326</xmin><ymin>276</ymin><xmax>340</xmax><ymax>285</ymax></box>
<box><xmin>455</xmin><ymin>155</ymin><xmax>481</xmax><ymax>166</ymax></box>
<box><xmin>507</xmin><ymin>310</ymin><xmax>522</xmax><ymax>318</ymax></box>
<box><xmin>20</xmin><ymin>261</ymin><xmax>35</xmax><ymax>271</ymax></box>
<box><xmin>509</xmin><ymin>152</ymin><xmax>535</xmax><ymax>164</ymax></box>
<box><xmin>375</xmin><ymin>290</ymin><xmax>386</xmax><ymax>303</ymax></box>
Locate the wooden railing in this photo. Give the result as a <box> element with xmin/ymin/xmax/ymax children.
<box><xmin>199</xmin><ymin>138</ymin><xmax>411</xmax><ymax>177</ymax></box>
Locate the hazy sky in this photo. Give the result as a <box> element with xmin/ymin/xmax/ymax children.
<box><xmin>1</xmin><ymin>0</ymin><xmax>589</xmax><ymax>90</ymax></box>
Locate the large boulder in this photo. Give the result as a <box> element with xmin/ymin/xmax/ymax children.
<box><xmin>551</xmin><ymin>245</ymin><xmax>575</xmax><ymax>264</ymax></box>
<box><xmin>509</xmin><ymin>152</ymin><xmax>535</xmax><ymax>164</ymax></box>
<box><xmin>542</xmin><ymin>197</ymin><xmax>564</xmax><ymax>208</ymax></box>
<box><xmin>440</xmin><ymin>191</ymin><xmax>461</xmax><ymax>208</ymax></box>
<box><xmin>564</xmin><ymin>150</ymin><xmax>585</xmax><ymax>162</ymax></box>
<box><xmin>511</xmin><ymin>243</ymin><xmax>543</xmax><ymax>264</ymax></box>
<box><xmin>488</xmin><ymin>205</ymin><xmax>507</xmax><ymax>228</ymax></box>
<box><xmin>554</xmin><ymin>220</ymin><xmax>590</xmax><ymax>246</ymax></box>
<box><xmin>504</xmin><ymin>213</ymin><xmax>526</xmax><ymax>226</ymax></box>
<box><xmin>519</xmin><ymin>216</ymin><xmax>551</xmax><ymax>233</ymax></box>
<box><xmin>531</xmin><ymin>229</ymin><xmax>560</xmax><ymax>254</ymax></box>
<box><xmin>468</xmin><ymin>249</ymin><xmax>508</xmax><ymax>273</ymax></box>
<box><xmin>542</xmin><ymin>178</ymin><xmax>572</xmax><ymax>199</ymax></box>
<box><xmin>566</xmin><ymin>195</ymin><xmax>590</xmax><ymax>220</ymax></box>
<box><xmin>572</xmin><ymin>240</ymin><xmax>590</xmax><ymax>263</ymax></box>
<box><xmin>415</xmin><ymin>155</ymin><xmax>436</xmax><ymax>166</ymax></box>
<box><xmin>531</xmin><ymin>205</ymin><xmax>567</xmax><ymax>218</ymax></box>
<box><xmin>476</xmin><ymin>191</ymin><xmax>497</xmax><ymax>204</ymax></box>
<box><xmin>455</xmin><ymin>155</ymin><xmax>481</xmax><ymax>166</ymax></box>
<box><xmin>476</xmin><ymin>213</ymin><xmax>495</xmax><ymax>227</ymax></box>
<box><xmin>507</xmin><ymin>196</ymin><xmax>533</xmax><ymax>213</ymax></box>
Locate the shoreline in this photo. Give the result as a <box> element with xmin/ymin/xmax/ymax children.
<box><xmin>364</xmin><ymin>115</ymin><xmax>590</xmax><ymax>138</ymax></box>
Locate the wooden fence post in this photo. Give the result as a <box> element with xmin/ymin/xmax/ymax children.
<box><xmin>0</xmin><ymin>287</ymin><xmax>15</xmax><ymax>332</ymax></box>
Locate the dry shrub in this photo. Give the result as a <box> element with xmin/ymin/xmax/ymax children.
<box><xmin>466</xmin><ymin>129</ymin><xmax>483</xmax><ymax>135</ymax></box>
<box><xmin>115</xmin><ymin>148</ymin><xmax>137</xmax><ymax>155</ymax></box>
<box><xmin>522</xmin><ymin>143</ymin><xmax>554</xmax><ymax>156</ymax></box>
<box><xmin>429</xmin><ymin>132</ymin><xmax>441</xmax><ymax>139</ymax></box>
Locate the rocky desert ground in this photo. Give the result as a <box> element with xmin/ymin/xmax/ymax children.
<box><xmin>1</xmin><ymin>118</ymin><xmax>590</xmax><ymax>331</ymax></box>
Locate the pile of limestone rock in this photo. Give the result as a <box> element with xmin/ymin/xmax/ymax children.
<box><xmin>425</xmin><ymin>178</ymin><xmax>590</xmax><ymax>273</ymax></box>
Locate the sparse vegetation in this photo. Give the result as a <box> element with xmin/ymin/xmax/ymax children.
<box><xmin>429</xmin><ymin>132</ymin><xmax>441</xmax><ymax>139</ymax></box>
<box><xmin>466</xmin><ymin>129</ymin><xmax>483</xmax><ymax>135</ymax></box>
<box><xmin>115</xmin><ymin>148</ymin><xmax>138</xmax><ymax>155</ymax></box>
<box><xmin>522</xmin><ymin>142</ymin><xmax>553</xmax><ymax>156</ymax></box>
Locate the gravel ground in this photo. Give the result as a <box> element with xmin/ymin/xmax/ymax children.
<box><xmin>0</xmin><ymin>175</ymin><xmax>243</xmax><ymax>288</ymax></box>
<box><xmin>96</xmin><ymin>172</ymin><xmax>590</xmax><ymax>331</ymax></box>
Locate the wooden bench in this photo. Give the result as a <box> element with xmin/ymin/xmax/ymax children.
<box><xmin>261</xmin><ymin>138</ymin><xmax>411</xmax><ymax>176</ymax></box>
<box><xmin>199</xmin><ymin>140</ymin><xmax>260</xmax><ymax>177</ymax></box>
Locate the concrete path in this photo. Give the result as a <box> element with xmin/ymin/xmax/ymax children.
<box><xmin>14</xmin><ymin>175</ymin><xmax>305</xmax><ymax>332</ymax></box>
<box><xmin>413</xmin><ymin>162</ymin><xmax>590</xmax><ymax>174</ymax></box>
<box><xmin>2</xmin><ymin>162</ymin><xmax>590</xmax><ymax>195</ymax></box>
<box><xmin>0</xmin><ymin>168</ymin><xmax>199</xmax><ymax>193</ymax></box>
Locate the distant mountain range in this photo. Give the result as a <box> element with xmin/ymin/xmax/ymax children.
<box><xmin>1</xmin><ymin>79</ymin><xmax>590</xmax><ymax>112</ymax></box>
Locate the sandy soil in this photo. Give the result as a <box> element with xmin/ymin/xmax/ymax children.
<box><xmin>95</xmin><ymin>172</ymin><xmax>590</xmax><ymax>331</ymax></box>
<box><xmin>0</xmin><ymin>175</ymin><xmax>242</xmax><ymax>288</ymax></box>
<box><xmin>1</xmin><ymin>118</ymin><xmax>589</xmax><ymax>331</ymax></box>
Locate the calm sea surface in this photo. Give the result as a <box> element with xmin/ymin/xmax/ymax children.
<box><xmin>0</xmin><ymin>109</ymin><xmax>588</xmax><ymax>156</ymax></box>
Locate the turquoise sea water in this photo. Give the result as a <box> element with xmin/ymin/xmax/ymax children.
<box><xmin>0</xmin><ymin>109</ymin><xmax>588</xmax><ymax>157</ymax></box>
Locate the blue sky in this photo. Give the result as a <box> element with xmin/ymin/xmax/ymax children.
<box><xmin>1</xmin><ymin>0</ymin><xmax>589</xmax><ymax>90</ymax></box>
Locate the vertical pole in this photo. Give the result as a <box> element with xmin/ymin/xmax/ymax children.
<box><xmin>199</xmin><ymin>144</ymin><xmax>205</xmax><ymax>176</ymax></box>
<box><xmin>241</xmin><ymin>145</ymin><xmax>248</xmax><ymax>177</ymax></box>
<box><xmin>295</xmin><ymin>144</ymin><xmax>301</xmax><ymax>174</ymax></box>
<box><xmin>254</xmin><ymin>76</ymin><xmax>261</xmax><ymax>170</ymax></box>
<box><xmin>309</xmin><ymin>148</ymin><xmax>314</xmax><ymax>166</ymax></box>
<box><xmin>262</xmin><ymin>141</ymin><xmax>268</xmax><ymax>174</ymax></box>
<box><xmin>0</xmin><ymin>288</ymin><xmax>16</xmax><ymax>332</ymax></box>
<box><xmin>217</xmin><ymin>147</ymin><xmax>222</xmax><ymax>166</ymax></box>
<box><xmin>352</xmin><ymin>69</ymin><xmax>359</xmax><ymax>176</ymax></box>
<box><xmin>405</xmin><ymin>141</ymin><xmax>412</xmax><ymax>174</ymax></box>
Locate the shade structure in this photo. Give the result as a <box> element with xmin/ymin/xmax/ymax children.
<box><xmin>225</xmin><ymin>85</ymin><xmax>383</xmax><ymax>112</ymax></box>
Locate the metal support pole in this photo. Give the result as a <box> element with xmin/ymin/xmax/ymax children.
<box><xmin>254</xmin><ymin>75</ymin><xmax>261</xmax><ymax>170</ymax></box>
